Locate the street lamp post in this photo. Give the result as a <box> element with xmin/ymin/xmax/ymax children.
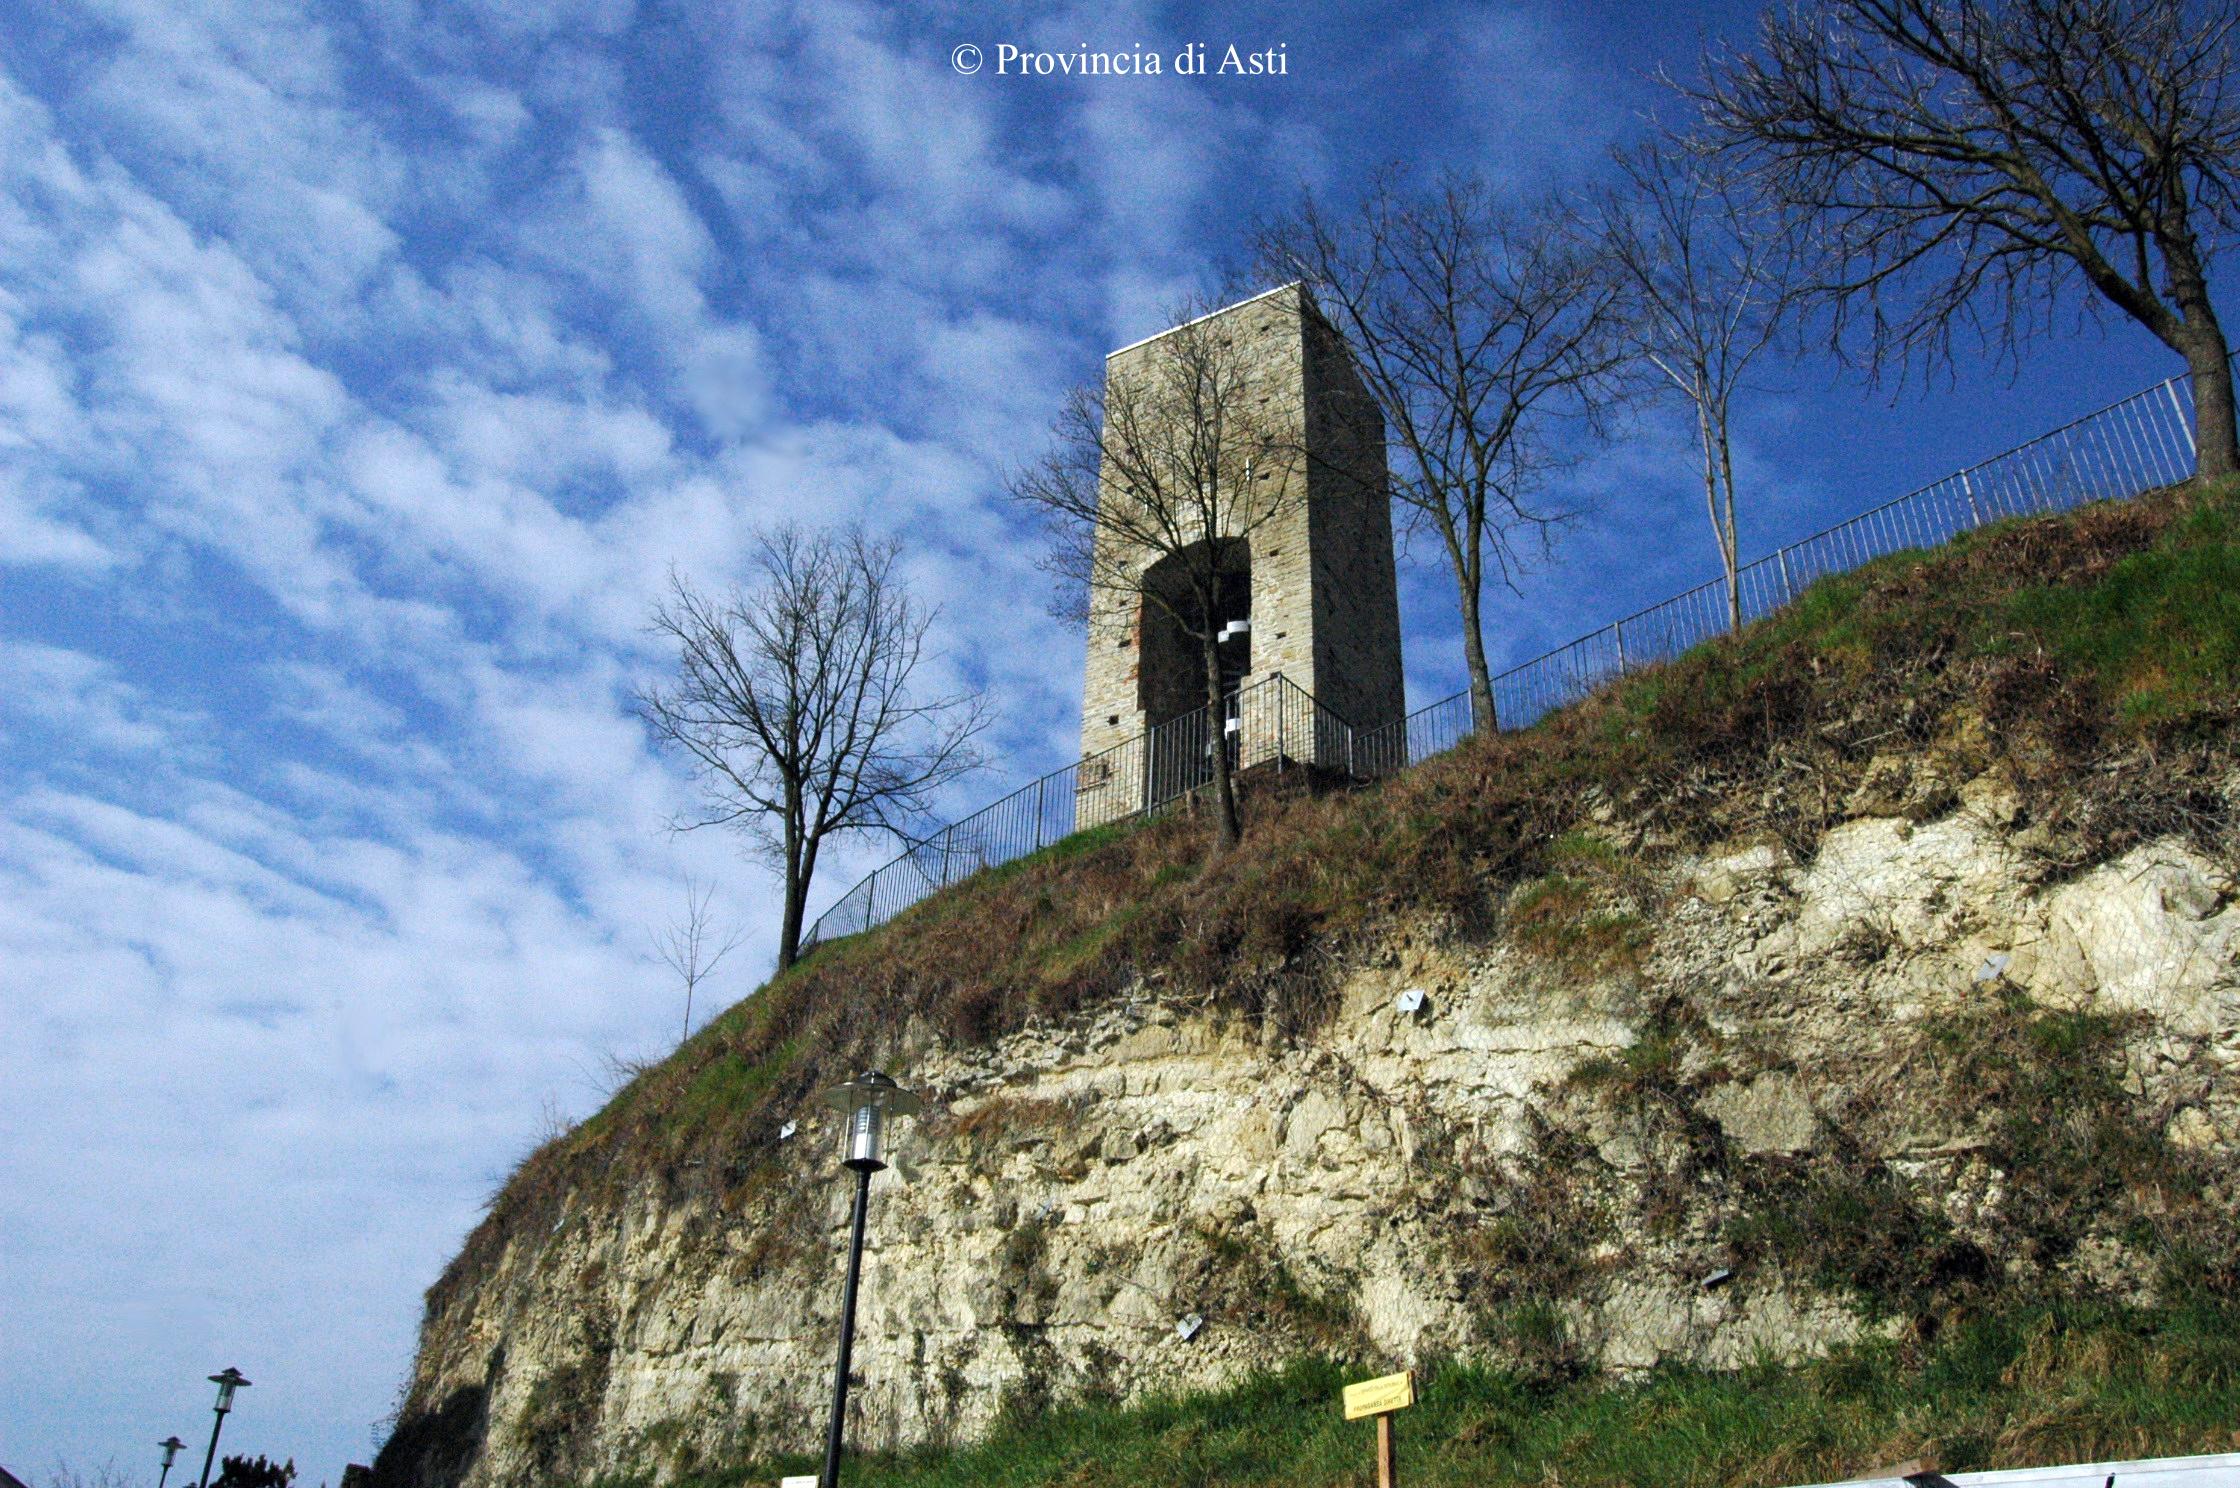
<box><xmin>157</xmin><ymin>1437</ymin><xmax>187</xmax><ymax>1488</ymax></box>
<box><xmin>816</xmin><ymin>1072</ymin><xmax>921</xmax><ymax>1488</ymax></box>
<box><xmin>196</xmin><ymin>1368</ymin><xmax>251</xmax><ymax>1488</ymax></box>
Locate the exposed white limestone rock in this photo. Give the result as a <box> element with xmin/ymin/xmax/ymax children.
<box><xmin>2036</xmin><ymin>845</ymin><xmax>2238</xmax><ymax>1036</ymax></box>
<box><xmin>392</xmin><ymin>808</ymin><xmax>2240</xmax><ymax>1488</ymax></box>
<box><xmin>1700</xmin><ymin>1074</ymin><xmax>1819</xmax><ymax>1155</ymax></box>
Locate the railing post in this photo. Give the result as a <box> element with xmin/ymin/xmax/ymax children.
<box><xmin>1035</xmin><ymin>776</ymin><xmax>1048</xmax><ymax>850</ymax></box>
<box><xmin>1777</xmin><ymin>547</ymin><xmax>1795</xmax><ymax>602</ymax></box>
<box><xmin>1613</xmin><ymin>620</ymin><xmax>1627</xmax><ymax>673</ymax></box>
<box><xmin>1960</xmin><ymin>471</ymin><xmax>1982</xmax><ymax>527</ymax></box>
<box><xmin>2166</xmin><ymin>378</ymin><xmax>2198</xmax><ymax>462</ymax></box>
<box><xmin>1140</xmin><ymin>725</ymin><xmax>1152</xmax><ymax>817</ymax></box>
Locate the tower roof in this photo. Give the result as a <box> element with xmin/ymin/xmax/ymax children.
<box><xmin>1104</xmin><ymin>281</ymin><xmax>1306</xmax><ymax>360</ymax></box>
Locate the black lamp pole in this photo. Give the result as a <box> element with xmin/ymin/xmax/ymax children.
<box><xmin>197</xmin><ymin>1368</ymin><xmax>251</xmax><ymax>1488</ymax></box>
<box><xmin>816</xmin><ymin>1071</ymin><xmax>919</xmax><ymax>1488</ymax></box>
<box><xmin>818</xmin><ymin>1162</ymin><xmax>875</xmax><ymax>1488</ymax></box>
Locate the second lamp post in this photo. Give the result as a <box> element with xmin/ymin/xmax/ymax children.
<box><xmin>816</xmin><ymin>1071</ymin><xmax>920</xmax><ymax>1488</ymax></box>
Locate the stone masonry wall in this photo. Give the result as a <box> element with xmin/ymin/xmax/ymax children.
<box><xmin>1303</xmin><ymin>302</ymin><xmax>1404</xmax><ymax>734</ymax></box>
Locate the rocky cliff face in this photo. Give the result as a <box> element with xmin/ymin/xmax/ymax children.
<box><xmin>380</xmin><ymin>764</ymin><xmax>2240</xmax><ymax>1488</ymax></box>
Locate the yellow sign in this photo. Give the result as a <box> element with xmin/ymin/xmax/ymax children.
<box><xmin>1342</xmin><ymin>1370</ymin><xmax>1415</xmax><ymax>1420</ymax></box>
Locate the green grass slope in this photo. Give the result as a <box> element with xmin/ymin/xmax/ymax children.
<box><xmin>702</xmin><ymin>1301</ymin><xmax>2240</xmax><ymax>1488</ymax></box>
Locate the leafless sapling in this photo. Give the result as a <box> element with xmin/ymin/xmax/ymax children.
<box><xmin>637</xmin><ymin>526</ymin><xmax>989</xmax><ymax>971</ymax></box>
<box><xmin>650</xmin><ymin>876</ymin><xmax>742</xmax><ymax>1042</ymax></box>
<box><xmin>1600</xmin><ymin>138</ymin><xmax>1801</xmax><ymax>633</ymax></box>
<box><xmin>1254</xmin><ymin>174</ymin><xmax>1628</xmax><ymax>729</ymax></box>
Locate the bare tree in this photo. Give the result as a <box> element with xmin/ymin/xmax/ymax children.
<box><xmin>637</xmin><ymin>527</ymin><xmax>989</xmax><ymax>971</ymax></box>
<box><xmin>1254</xmin><ymin>174</ymin><xmax>1627</xmax><ymax>729</ymax></box>
<box><xmin>651</xmin><ymin>876</ymin><xmax>742</xmax><ymax>1041</ymax></box>
<box><xmin>1600</xmin><ymin>139</ymin><xmax>1801</xmax><ymax>633</ymax></box>
<box><xmin>1009</xmin><ymin>296</ymin><xmax>1305</xmax><ymax>853</ymax></box>
<box><xmin>48</xmin><ymin>1461</ymin><xmax>139</xmax><ymax>1488</ymax></box>
<box><xmin>1694</xmin><ymin>0</ymin><xmax>2240</xmax><ymax>477</ymax></box>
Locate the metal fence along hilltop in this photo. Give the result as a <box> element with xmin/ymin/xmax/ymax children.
<box><xmin>800</xmin><ymin>367</ymin><xmax>2204</xmax><ymax>952</ymax></box>
<box><xmin>1457</xmin><ymin>371</ymin><xmax>2201</xmax><ymax>744</ymax></box>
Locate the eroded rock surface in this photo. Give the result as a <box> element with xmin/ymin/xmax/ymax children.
<box><xmin>382</xmin><ymin>782</ymin><xmax>2240</xmax><ymax>1488</ymax></box>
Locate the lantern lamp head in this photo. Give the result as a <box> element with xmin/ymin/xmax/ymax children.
<box><xmin>820</xmin><ymin>1071</ymin><xmax>921</xmax><ymax>1173</ymax></box>
<box><xmin>159</xmin><ymin>1438</ymin><xmax>186</xmax><ymax>1468</ymax></box>
<box><xmin>208</xmin><ymin>1367</ymin><xmax>251</xmax><ymax>1412</ymax></box>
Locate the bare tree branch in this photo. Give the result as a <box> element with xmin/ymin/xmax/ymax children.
<box><xmin>1693</xmin><ymin>0</ymin><xmax>2240</xmax><ymax>475</ymax></box>
<box><xmin>635</xmin><ymin>527</ymin><xmax>990</xmax><ymax>970</ymax></box>
<box><xmin>49</xmin><ymin>1460</ymin><xmax>140</xmax><ymax>1488</ymax></box>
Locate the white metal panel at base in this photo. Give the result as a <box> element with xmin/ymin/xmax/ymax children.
<box><xmin>1799</xmin><ymin>1451</ymin><xmax>2240</xmax><ymax>1487</ymax></box>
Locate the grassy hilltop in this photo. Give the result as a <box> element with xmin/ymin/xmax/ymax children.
<box><xmin>403</xmin><ymin>481</ymin><xmax>2240</xmax><ymax>1488</ymax></box>
<box><xmin>522</xmin><ymin>480</ymin><xmax>2240</xmax><ymax>1221</ymax></box>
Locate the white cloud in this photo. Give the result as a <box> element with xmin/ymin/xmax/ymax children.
<box><xmin>74</xmin><ymin>0</ymin><xmax>409</xmax><ymax>316</ymax></box>
<box><xmin>0</xmin><ymin>640</ymin><xmax>203</xmax><ymax>757</ymax></box>
<box><xmin>0</xmin><ymin>488</ymin><xmax>114</xmax><ymax>568</ymax></box>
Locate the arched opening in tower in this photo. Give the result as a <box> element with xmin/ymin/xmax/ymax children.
<box><xmin>1137</xmin><ymin>538</ymin><xmax>1252</xmax><ymax>730</ymax></box>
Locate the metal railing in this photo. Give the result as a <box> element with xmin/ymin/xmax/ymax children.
<box><xmin>1455</xmin><ymin>371</ymin><xmax>2200</xmax><ymax>733</ymax></box>
<box><xmin>802</xmin><ymin>674</ymin><xmax>1366</xmax><ymax>947</ymax></box>
<box><xmin>1352</xmin><ymin>688</ymin><xmax>1476</xmax><ymax>779</ymax></box>
<box><xmin>802</xmin><ymin>368</ymin><xmax>2202</xmax><ymax>950</ymax></box>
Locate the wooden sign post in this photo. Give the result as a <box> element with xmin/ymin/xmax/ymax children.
<box><xmin>1341</xmin><ymin>1370</ymin><xmax>1416</xmax><ymax>1488</ymax></box>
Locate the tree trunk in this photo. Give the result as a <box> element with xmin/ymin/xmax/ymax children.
<box><xmin>776</xmin><ymin>878</ymin><xmax>803</xmax><ymax>972</ymax></box>
<box><xmin>776</xmin><ymin>808</ymin><xmax>805</xmax><ymax>972</ymax></box>
<box><xmin>2164</xmin><ymin>246</ymin><xmax>2238</xmax><ymax>480</ymax></box>
<box><xmin>2180</xmin><ymin>320</ymin><xmax>2239</xmax><ymax>481</ymax></box>
<box><xmin>1458</xmin><ymin>577</ymin><xmax>1497</xmax><ymax>733</ymax></box>
<box><xmin>1717</xmin><ymin>422</ymin><xmax>1742</xmax><ymax>634</ymax></box>
<box><xmin>1201</xmin><ymin>635</ymin><xmax>1241</xmax><ymax>854</ymax></box>
<box><xmin>1696</xmin><ymin>396</ymin><xmax>1743</xmax><ymax>635</ymax></box>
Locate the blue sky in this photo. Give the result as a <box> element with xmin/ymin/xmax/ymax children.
<box><xmin>0</xmin><ymin>1</ymin><xmax>2214</xmax><ymax>1480</ymax></box>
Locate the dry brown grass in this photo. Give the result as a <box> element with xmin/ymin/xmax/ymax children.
<box><xmin>941</xmin><ymin>1094</ymin><xmax>1075</xmax><ymax>1150</ymax></box>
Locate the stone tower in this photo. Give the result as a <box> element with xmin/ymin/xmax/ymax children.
<box><xmin>1075</xmin><ymin>283</ymin><xmax>1404</xmax><ymax>821</ymax></box>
